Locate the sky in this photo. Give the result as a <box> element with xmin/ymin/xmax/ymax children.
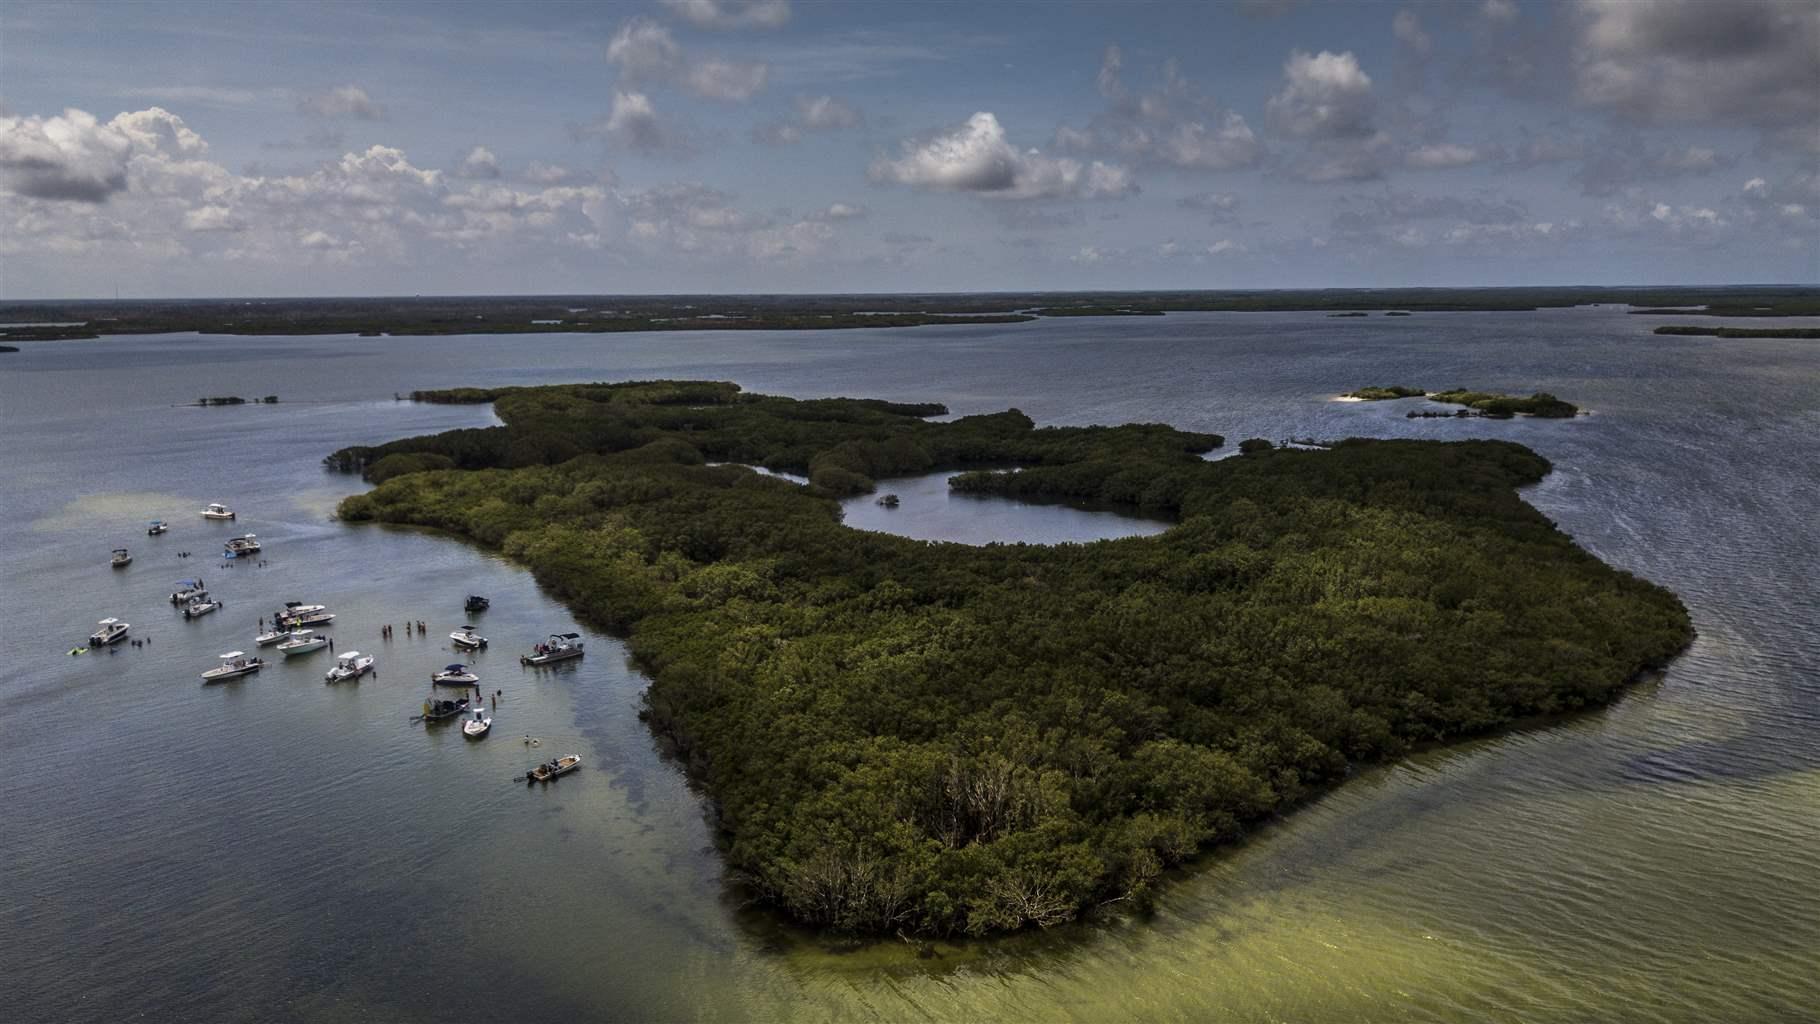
<box><xmin>1</xmin><ymin>0</ymin><xmax>1815</xmax><ymax>298</ymax></box>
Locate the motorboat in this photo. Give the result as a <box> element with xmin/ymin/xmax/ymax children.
<box><xmin>110</xmin><ymin>547</ymin><xmax>132</xmax><ymax>568</ymax></box>
<box><xmin>254</xmin><ymin>627</ymin><xmax>291</xmax><ymax>646</ymax></box>
<box><xmin>433</xmin><ymin>664</ymin><xmax>480</xmax><ymax>685</ymax></box>
<box><xmin>463</xmin><ymin>706</ymin><xmax>492</xmax><ymax>739</ymax></box>
<box><xmin>325</xmin><ymin>650</ymin><xmax>374</xmax><ymax>682</ymax></box>
<box><xmin>89</xmin><ymin>618</ymin><xmax>130</xmax><ymax>647</ymax></box>
<box><xmin>464</xmin><ymin>594</ymin><xmax>490</xmax><ymax>613</ymax></box>
<box><xmin>520</xmin><ymin>633</ymin><xmax>584</xmax><ymax>665</ymax></box>
<box><xmin>223</xmin><ymin>534</ymin><xmax>260</xmax><ymax>558</ymax></box>
<box><xmin>276</xmin><ymin>632</ymin><xmax>329</xmax><ymax>656</ymax></box>
<box><xmin>421</xmin><ymin>696</ymin><xmax>469</xmax><ymax>722</ymax></box>
<box><xmin>201</xmin><ymin>651</ymin><xmax>263</xmax><ymax>682</ymax></box>
<box><xmin>280</xmin><ymin>608</ymin><xmax>334</xmax><ymax>628</ymax></box>
<box><xmin>200</xmin><ymin>503</ymin><xmax>236</xmax><ymax>520</ymax></box>
<box><xmin>526</xmin><ymin>755</ymin><xmax>581</xmax><ymax>783</ymax></box>
<box><xmin>183</xmin><ymin>598</ymin><xmax>221</xmax><ymax>619</ymax></box>
<box><xmin>147</xmin><ymin>520</ymin><xmax>169</xmax><ymax>536</ymax></box>
<box><xmin>170</xmin><ymin>579</ymin><xmax>207</xmax><ymax>604</ymax></box>
<box><xmin>276</xmin><ymin>602</ymin><xmax>327</xmax><ymax>619</ymax></box>
<box><xmin>450</xmin><ymin>626</ymin><xmax>488</xmax><ymax>650</ymax></box>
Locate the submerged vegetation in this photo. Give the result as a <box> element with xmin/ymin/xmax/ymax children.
<box><xmin>329</xmin><ymin>380</ymin><xmax>1689</xmax><ymax>937</ymax></box>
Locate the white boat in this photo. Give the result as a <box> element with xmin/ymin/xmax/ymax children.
<box><xmin>520</xmin><ymin>632</ymin><xmax>584</xmax><ymax>665</ymax></box>
<box><xmin>223</xmin><ymin>534</ymin><xmax>260</xmax><ymax>557</ymax></box>
<box><xmin>276</xmin><ymin>632</ymin><xmax>329</xmax><ymax>656</ymax></box>
<box><xmin>280</xmin><ymin>610</ymin><xmax>335</xmax><ymax>628</ymax></box>
<box><xmin>275</xmin><ymin>602</ymin><xmax>326</xmax><ymax>619</ymax></box>
<box><xmin>147</xmin><ymin>520</ymin><xmax>169</xmax><ymax>536</ymax></box>
<box><xmin>200</xmin><ymin>503</ymin><xmax>236</xmax><ymax>520</ymax></box>
<box><xmin>325</xmin><ymin>650</ymin><xmax>374</xmax><ymax>682</ymax></box>
<box><xmin>450</xmin><ymin>626</ymin><xmax>488</xmax><ymax>650</ymax></box>
<box><xmin>463</xmin><ymin>706</ymin><xmax>493</xmax><ymax>738</ymax></box>
<box><xmin>254</xmin><ymin>627</ymin><xmax>291</xmax><ymax>646</ymax></box>
<box><xmin>110</xmin><ymin>547</ymin><xmax>132</xmax><ymax>568</ymax></box>
<box><xmin>89</xmin><ymin>618</ymin><xmax>130</xmax><ymax>647</ymax></box>
<box><xmin>201</xmin><ymin>651</ymin><xmax>263</xmax><ymax>682</ymax></box>
<box><xmin>170</xmin><ymin>579</ymin><xmax>207</xmax><ymax>604</ymax></box>
<box><xmin>183</xmin><ymin>598</ymin><xmax>221</xmax><ymax>619</ymax></box>
<box><xmin>433</xmin><ymin>663</ymin><xmax>480</xmax><ymax>685</ymax></box>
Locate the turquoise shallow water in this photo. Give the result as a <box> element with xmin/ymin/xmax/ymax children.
<box><xmin>2</xmin><ymin>308</ymin><xmax>1817</xmax><ymax>1022</ymax></box>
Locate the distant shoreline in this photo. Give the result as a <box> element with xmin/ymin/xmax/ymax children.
<box><xmin>2</xmin><ymin>286</ymin><xmax>1815</xmax><ymax>343</ymax></box>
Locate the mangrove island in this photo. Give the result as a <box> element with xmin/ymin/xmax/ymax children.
<box><xmin>327</xmin><ymin>380</ymin><xmax>1689</xmax><ymax>937</ymax></box>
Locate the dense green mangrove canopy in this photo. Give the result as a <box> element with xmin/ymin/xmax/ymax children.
<box><xmin>330</xmin><ymin>380</ymin><xmax>1691</xmax><ymax>936</ymax></box>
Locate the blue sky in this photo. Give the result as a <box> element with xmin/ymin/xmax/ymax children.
<box><xmin>2</xmin><ymin>0</ymin><xmax>1815</xmax><ymax>298</ymax></box>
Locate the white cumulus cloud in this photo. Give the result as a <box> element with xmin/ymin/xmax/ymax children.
<box><xmin>871</xmin><ymin>111</ymin><xmax>1135</xmax><ymax>201</ymax></box>
<box><xmin>660</xmin><ymin>0</ymin><xmax>790</xmax><ymax>30</ymax></box>
<box><xmin>607</xmin><ymin>18</ymin><xmax>768</xmax><ymax>102</ymax></box>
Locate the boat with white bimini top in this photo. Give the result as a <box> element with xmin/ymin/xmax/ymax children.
<box><xmin>276</xmin><ymin>632</ymin><xmax>329</xmax><ymax>656</ymax></box>
<box><xmin>200</xmin><ymin>503</ymin><xmax>236</xmax><ymax>521</ymax></box>
<box><xmin>89</xmin><ymin>618</ymin><xmax>130</xmax><ymax>647</ymax></box>
<box><xmin>433</xmin><ymin>664</ymin><xmax>480</xmax><ymax>685</ymax></box>
<box><xmin>170</xmin><ymin>579</ymin><xmax>207</xmax><ymax>604</ymax></box>
<box><xmin>463</xmin><ymin>706</ymin><xmax>492</xmax><ymax>738</ymax></box>
<box><xmin>520</xmin><ymin>633</ymin><xmax>584</xmax><ymax>665</ymax></box>
<box><xmin>110</xmin><ymin>547</ymin><xmax>132</xmax><ymax>568</ymax></box>
<box><xmin>526</xmin><ymin>755</ymin><xmax>581</xmax><ymax>782</ymax></box>
<box><xmin>223</xmin><ymin>534</ymin><xmax>260</xmax><ymax>557</ymax></box>
<box><xmin>325</xmin><ymin>650</ymin><xmax>374</xmax><ymax>683</ymax></box>
<box><xmin>147</xmin><ymin>520</ymin><xmax>168</xmax><ymax>536</ymax></box>
<box><xmin>450</xmin><ymin>626</ymin><xmax>488</xmax><ymax>650</ymax></box>
<box><xmin>201</xmin><ymin>651</ymin><xmax>263</xmax><ymax>683</ymax></box>
<box><xmin>183</xmin><ymin>598</ymin><xmax>221</xmax><ymax>619</ymax></box>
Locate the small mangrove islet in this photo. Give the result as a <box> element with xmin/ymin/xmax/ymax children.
<box><xmin>1343</xmin><ymin>386</ymin><xmax>1579</xmax><ymax>418</ymax></box>
<box><xmin>326</xmin><ymin>380</ymin><xmax>1689</xmax><ymax>937</ymax></box>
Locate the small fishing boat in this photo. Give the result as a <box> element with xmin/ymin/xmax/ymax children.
<box><xmin>200</xmin><ymin>503</ymin><xmax>236</xmax><ymax>521</ymax></box>
<box><xmin>876</xmin><ymin>493</ymin><xmax>900</xmax><ymax>508</ymax></box>
<box><xmin>183</xmin><ymin>598</ymin><xmax>221</xmax><ymax>619</ymax></box>
<box><xmin>450</xmin><ymin>626</ymin><xmax>488</xmax><ymax>650</ymax></box>
<box><xmin>526</xmin><ymin>755</ymin><xmax>581</xmax><ymax>783</ymax></box>
<box><xmin>421</xmin><ymin>696</ymin><xmax>470</xmax><ymax>722</ymax></box>
<box><xmin>110</xmin><ymin>547</ymin><xmax>132</xmax><ymax>568</ymax></box>
<box><xmin>325</xmin><ymin>650</ymin><xmax>374</xmax><ymax>683</ymax></box>
<box><xmin>89</xmin><ymin>618</ymin><xmax>130</xmax><ymax>647</ymax></box>
<box><xmin>463</xmin><ymin>706</ymin><xmax>492</xmax><ymax>738</ymax></box>
<box><xmin>464</xmin><ymin>594</ymin><xmax>490</xmax><ymax>613</ymax></box>
<box><xmin>520</xmin><ymin>633</ymin><xmax>584</xmax><ymax>665</ymax></box>
<box><xmin>254</xmin><ymin>627</ymin><xmax>291</xmax><ymax>646</ymax></box>
<box><xmin>433</xmin><ymin>664</ymin><xmax>480</xmax><ymax>685</ymax></box>
<box><xmin>276</xmin><ymin>632</ymin><xmax>329</xmax><ymax>656</ymax></box>
<box><xmin>201</xmin><ymin>651</ymin><xmax>263</xmax><ymax>682</ymax></box>
<box><xmin>170</xmin><ymin>579</ymin><xmax>207</xmax><ymax>604</ymax></box>
<box><xmin>223</xmin><ymin>534</ymin><xmax>260</xmax><ymax>557</ymax></box>
<box><xmin>147</xmin><ymin>520</ymin><xmax>169</xmax><ymax>536</ymax></box>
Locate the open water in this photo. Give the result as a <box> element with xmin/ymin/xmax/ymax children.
<box><xmin>3</xmin><ymin>307</ymin><xmax>1817</xmax><ymax>1022</ymax></box>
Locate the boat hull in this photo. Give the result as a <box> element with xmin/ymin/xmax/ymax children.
<box><xmin>520</xmin><ymin>649</ymin><xmax>583</xmax><ymax>665</ymax></box>
<box><xmin>278</xmin><ymin>641</ymin><xmax>328</xmax><ymax>656</ymax></box>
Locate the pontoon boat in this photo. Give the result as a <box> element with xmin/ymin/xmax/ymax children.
<box><xmin>520</xmin><ymin>633</ymin><xmax>584</xmax><ymax>665</ymax></box>
<box><xmin>223</xmin><ymin>534</ymin><xmax>260</xmax><ymax>557</ymax></box>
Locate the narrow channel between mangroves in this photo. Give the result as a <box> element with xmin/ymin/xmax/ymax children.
<box><xmin>324</xmin><ymin>380</ymin><xmax>1692</xmax><ymax>938</ymax></box>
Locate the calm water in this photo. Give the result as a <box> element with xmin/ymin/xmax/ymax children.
<box><xmin>3</xmin><ymin>309</ymin><xmax>1817</xmax><ymax>1023</ymax></box>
